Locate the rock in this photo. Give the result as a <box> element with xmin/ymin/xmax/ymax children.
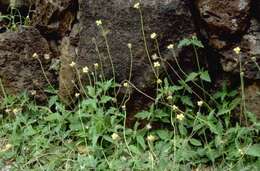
<box><xmin>58</xmin><ymin>23</ymin><xmax>79</xmax><ymax>104</ymax></box>
<box><xmin>196</xmin><ymin>0</ymin><xmax>260</xmax><ymax>80</ymax></box>
<box><xmin>31</xmin><ymin>0</ymin><xmax>78</xmax><ymax>39</ymax></box>
<box><xmin>220</xmin><ymin>19</ymin><xmax>260</xmax><ymax>79</ymax></box>
<box><xmin>77</xmin><ymin>0</ymin><xmax>196</xmax><ymax>92</ymax></box>
<box><xmin>196</xmin><ymin>0</ymin><xmax>251</xmax><ymax>36</ymax></box>
<box><xmin>0</xmin><ymin>27</ymin><xmax>55</xmax><ymax>100</ymax></box>
<box><xmin>245</xmin><ymin>81</ymin><xmax>260</xmax><ymax>118</ymax></box>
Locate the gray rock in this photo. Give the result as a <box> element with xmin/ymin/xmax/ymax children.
<box><xmin>0</xmin><ymin>27</ymin><xmax>54</xmax><ymax>100</ymax></box>
<box><xmin>77</xmin><ymin>0</ymin><xmax>196</xmax><ymax>92</ymax></box>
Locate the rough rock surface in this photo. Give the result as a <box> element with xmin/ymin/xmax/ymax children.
<box><xmin>245</xmin><ymin>81</ymin><xmax>260</xmax><ymax>117</ymax></box>
<box><xmin>78</xmin><ymin>0</ymin><xmax>196</xmax><ymax>92</ymax></box>
<box><xmin>32</xmin><ymin>0</ymin><xmax>78</xmax><ymax>38</ymax></box>
<box><xmin>0</xmin><ymin>27</ymin><xmax>54</xmax><ymax>100</ymax></box>
<box><xmin>196</xmin><ymin>0</ymin><xmax>260</xmax><ymax>80</ymax></box>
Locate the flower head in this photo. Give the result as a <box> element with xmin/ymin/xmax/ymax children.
<box><xmin>70</xmin><ymin>61</ymin><xmax>76</xmax><ymax>67</ymax></box>
<box><xmin>44</xmin><ymin>54</ymin><xmax>50</xmax><ymax>60</ymax></box>
<box><xmin>94</xmin><ymin>63</ymin><xmax>99</xmax><ymax>69</ymax></box>
<box><xmin>251</xmin><ymin>56</ymin><xmax>256</xmax><ymax>62</ymax></box>
<box><xmin>112</xmin><ymin>133</ymin><xmax>120</xmax><ymax>140</ymax></box>
<box><xmin>75</xmin><ymin>93</ymin><xmax>80</xmax><ymax>98</ymax></box>
<box><xmin>167</xmin><ymin>95</ymin><xmax>173</xmax><ymax>100</ymax></box>
<box><xmin>134</xmin><ymin>2</ymin><xmax>140</xmax><ymax>9</ymax></box>
<box><xmin>151</xmin><ymin>54</ymin><xmax>159</xmax><ymax>60</ymax></box>
<box><xmin>30</xmin><ymin>90</ymin><xmax>37</xmax><ymax>96</ymax></box>
<box><xmin>197</xmin><ymin>101</ymin><xmax>203</xmax><ymax>107</ymax></box>
<box><xmin>167</xmin><ymin>44</ymin><xmax>174</xmax><ymax>49</ymax></box>
<box><xmin>127</xmin><ymin>43</ymin><xmax>132</xmax><ymax>49</ymax></box>
<box><xmin>233</xmin><ymin>47</ymin><xmax>241</xmax><ymax>54</ymax></box>
<box><xmin>96</xmin><ymin>20</ymin><xmax>102</xmax><ymax>26</ymax></box>
<box><xmin>122</xmin><ymin>105</ymin><xmax>126</xmax><ymax>111</ymax></box>
<box><xmin>150</xmin><ymin>33</ymin><xmax>157</xmax><ymax>39</ymax></box>
<box><xmin>123</xmin><ymin>82</ymin><xmax>129</xmax><ymax>88</ymax></box>
<box><xmin>146</xmin><ymin>123</ymin><xmax>152</xmax><ymax>130</ymax></box>
<box><xmin>147</xmin><ymin>135</ymin><xmax>156</xmax><ymax>142</ymax></box>
<box><xmin>172</xmin><ymin>105</ymin><xmax>179</xmax><ymax>111</ymax></box>
<box><xmin>157</xmin><ymin>79</ymin><xmax>162</xmax><ymax>84</ymax></box>
<box><xmin>176</xmin><ymin>114</ymin><xmax>185</xmax><ymax>121</ymax></box>
<box><xmin>82</xmin><ymin>66</ymin><xmax>89</xmax><ymax>73</ymax></box>
<box><xmin>153</xmin><ymin>61</ymin><xmax>160</xmax><ymax>68</ymax></box>
<box><xmin>32</xmin><ymin>53</ymin><xmax>39</xmax><ymax>59</ymax></box>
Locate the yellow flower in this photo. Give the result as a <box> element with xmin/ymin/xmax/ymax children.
<box><xmin>123</xmin><ymin>82</ymin><xmax>129</xmax><ymax>88</ymax></box>
<box><xmin>32</xmin><ymin>53</ymin><xmax>39</xmax><ymax>59</ymax></box>
<box><xmin>75</xmin><ymin>93</ymin><xmax>80</xmax><ymax>98</ymax></box>
<box><xmin>176</xmin><ymin>114</ymin><xmax>185</xmax><ymax>121</ymax></box>
<box><xmin>151</xmin><ymin>54</ymin><xmax>159</xmax><ymax>60</ymax></box>
<box><xmin>233</xmin><ymin>47</ymin><xmax>241</xmax><ymax>54</ymax></box>
<box><xmin>133</xmin><ymin>2</ymin><xmax>140</xmax><ymax>9</ymax></box>
<box><xmin>13</xmin><ymin>108</ymin><xmax>21</xmax><ymax>115</ymax></box>
<box><xmin>153</xmin><ymin>61</ymin><xmax>160</xmax><ymax>68</ymax></box>
<box><xmin>94</xmin><ymin>63</ymin><xmax>99</xmax><ymax>69</ymax></box>
<box><xmin>150</xmin><ymin>33</ymin><xmax>157</xmax><ymax>39</ymax></box>
<box><xmin>1</xmin><ymin>144</ymin><xmax>12</xmax><ymax>152</ymax></box>
<box><xmin>127</xmin><ymin>43</ymin><xmax>132</xmax><ymax>49</ymax></box>
<box><xmin>146</xmin><ymin>123</ymin><xmax>152</xmax><ymax>130</ymax></box>
<box><xmin>147</xmin><ymin>135</ymin><xmax>156</xmax><ymax>142</ymax></box>
<box><xmin>157</xmin><ymin>79</ymin><xmax>162</xmax><ymax>84</ymax></box>
<box><xmin>30</xmin><ymin>90</ymin><xmax>37</xmax><ymax>96</ymax></box>
<box><xmin>96</xmin><ymin>20</ymin><xmax>102</xmax><ymax>26</ymax></box>
<box><xmin>82</xmin><ymin>66</ymin><xmax>89</xmax><ymax>73</ymax></box>
<box><xmin>172</xmin><ymin>105</ymin><xmax>179</xmax><ymax>111</ymax></box>
<box><xmin>238</xmin><ymin>149</ymin><xmax>244</xmax><ymax>155</ymax></box>
<box><xmin>122</xmin><ymin>105</ymin><xmax>126</xmax><ymax>111</ymax></box>
<box><xmin>112</xmin><ymin>133</ymin><xmax>120</xmax><ymax>140</ymax></box>
<box><xmin>70</xmin><ymin>61</ymin><xmax>76</xmax><ymax>67</ymax></box>
<box><xmin>44</xmin><ymin>54</ymin><xmax>50</xmax><ymax>60</ymax></box>
<box><xmin>167</xmin><ymin>95</ymin><xmax>173</xmax><ymax>100</ymax></box>
<box><xmin>197</xmin><ymin>101</ymin><xmax>203</xmax><ymax>107</ymax></box>
<box><xmin>251</xmin><ymin>57</ymin><xmax>256</xmax><ymax>62</ymax></box>
<box><xmin>167</xmin><ymin>44</ymin><xmax>174</xmax><ymax>49</ymax></box>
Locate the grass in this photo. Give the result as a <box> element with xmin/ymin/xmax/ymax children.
<box><xmin>0</xmin><ymin>2</ymin><xmax>260</xmax><ymax>171</ymax></box>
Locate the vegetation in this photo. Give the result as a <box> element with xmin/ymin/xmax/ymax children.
<box><xmin>0</xmin><ymin>2</ymin><xmax>260</xmax><ymax>171</ymax></box>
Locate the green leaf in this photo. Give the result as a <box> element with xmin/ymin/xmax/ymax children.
<box><xmin>181</xmin><ymin>96</ymin><xmax>194</xmax><ymax>107</ymax></box>
<box><xmin>136</xmin><ymin>135</ymin><xmax>146</xmax><ymax>150</ymax></box>
<box><xmin>100</xmin><ymin>96</ymin><xmax>112</xmax><ymax>104</ymax></box>
<box><xmin>156</xmin><ymin>130</ymin><xmax>172</xmax><ymax>140</ymax></box>
<box><xmin>246</xmin><ymin>144</ymin><xmax>260</xmax><ymax>157</ymax></box>
<box><xmin>185</xmin><ymin>72</ymin><xmax>199</xmax><ymax>82</ymax></box>
<box><xmin>189</xmin><ymin>138</ymin><xmax>202</xmax><ymax>146</ymax></box>
<box><xmin>200</xmin><ymin>71</ymin><xmax>211</xmax><ymax>82</ymax></box>
<box><xmin>178</xmin><ymin>38</ymin><xmax>191</xmax><ymax>48</ymax></box>
<box><xmin>135</xmin><ymin>111</ymin><xmax>151</xmax><ymax>119</ymax></box>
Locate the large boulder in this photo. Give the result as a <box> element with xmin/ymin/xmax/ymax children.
<box><xmin>196</xmin><ymin>0</ymin><xmax>260</xmax><ymax>80</ymax></box>
<box><xmin>0</xmin><ymin>27</ymin><xmax>55</xmax><ymax>100</ymax></box>
<box><xmin>31</xmin><ymin>0</ymin><xmax>78</xmax><ymax>38</ymax></box>
<box><xmin>77</xmin><ymin>0</ymin><xmax>196</xmax><ymax>92</ymax></box>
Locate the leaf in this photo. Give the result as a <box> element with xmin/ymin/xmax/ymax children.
<box><xmin>185</xmin><ymin>72</ymin><xmax>199</xmax><ymax>82</ymax></box>
<box><xmin>246</xmin><ymin>144</ymin><xmax>260</xmax><ymax>157</ymax></box>
<box><xmin>136</xmin><ymin>135</ymin><xmax>146</xmax><ymax>150</ymax></box>
<box><xmin>189</xmin><ymin>138</ymin><xmax>202</xmax><ymax>146</ymax></box>
<box><xmin>135</xmin><ymin>111</ymin><xmax>151</xmax><ymax>119</ymax></box>
<box><xmin>178</xmin><ymin>38</ymin><xmax>191</xmax><ymax>48</ymax></box>
<box><xmin>200</xmin><ymin>71</ymin><xmax>211</xmax><ymax>82</ymax></box>
<box><xmin>178</xmin><ymin>124</ymin><xmax>188</xmax><ymax>136</ymax></box>
<box><xmin>100</xmin><ymin>96</ymin><xmax>112</xmax><ymax>104</ymax></box>
<box><xmin>181</xmin><ymin>96</ymin><xmax>194</xmax><ymax>107</ymax></box>
<box><xmin>156</xmin><ymin>130</ymin><xmax>172</xmax><ymax>140</ymax></box>
<box><xmin>129</xmin><ymin>145</ymin><xmax>141</xmax><ymax>155</ymax></box>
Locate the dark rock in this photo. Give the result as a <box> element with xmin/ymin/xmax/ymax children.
<box><xmin>32</xmin><ymin>0</ymin><xmax>78</xmax><ymax>39</ymax></box>
<box><xmin>196</xmin><ymin>0</ymin><xmax>251</xmax><ymax>37</ymax></box>
<box><xmin>245</xmin><ymin>81</ymin><xmax>260</xmax><ymax>118</ymax></box>
<box><xmin>58</xmin><ymin>23</ymin><xmax>79</xmax><ymax>104</ymax></box>
<box><xmin>0</xmin><ymin>27</ymin><xmax>55</xmax><ymax>100</ymax></box>
<box><xmin>220</xmin><ymin>19</ymin><xmax>260</xmax><ymax>79</ymax></box>
<box><xmin>77</xmin><ymin>0</ymin><xmax>196</xmax><ymax>92</ymax></box>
